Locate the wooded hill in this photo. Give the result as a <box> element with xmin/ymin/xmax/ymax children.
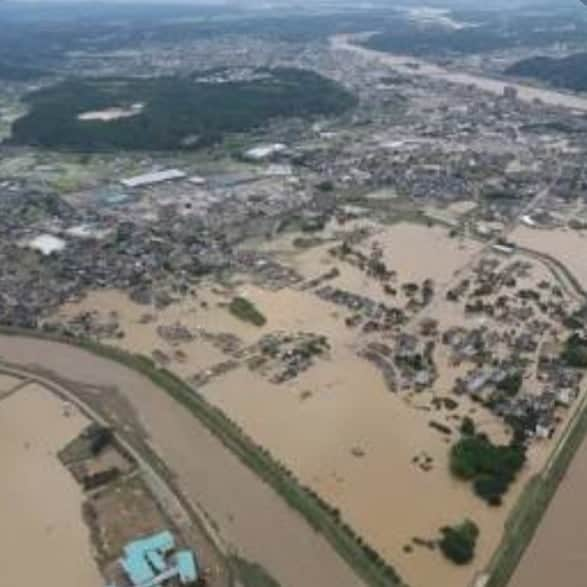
<box><xmin>506</xmin><ymin>53</ymin><xmax>587</xmax><ymax>92</ymax></box>
<box><xmin>11</xmin><ymin>68</ymin><xmax>357</xmax><ymax>152</ymax></box>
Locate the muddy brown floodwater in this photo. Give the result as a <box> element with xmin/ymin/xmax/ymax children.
<box><xmin>509</xmin><ymin>434</ymin><xmax>587</xmax><ymax>587</ymax></box>
<box><xmin>0</xmin><ymin>381</ymin><xmax>103</xmax><ymax>587</ymax></box>
<box><xmin>52</xmin><ymin>225</ymin><xmax>543</xmax><ymax>587</ymax></box>
<box><xmin>512</xmin><ymin>226</ymin><xmax>587</xmax><ymax>289</ymax></box>
<box><xmin>0</xmin><ymin>334</ymin><xmax>364</xmax><ymax>587</ymax></box>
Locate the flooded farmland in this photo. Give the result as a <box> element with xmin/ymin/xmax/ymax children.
<box><xmin>512</xmin><ymin>226</ymin><xmax>587</xmax><ymax>288</ymax></box>
<box><xmin>51</xmin><ymin>223</ymin><xmax>536</xmax><ymax>587</ymax></box>
<box><xmin>45</xmin><ymin>219</ymin><xmax>587</xmax><ymax>587</ymax></box>
<box><xmin>359</xmin><ymin>223</ymin><xmax>481</xmax><ymax>286</ymax></box>
<box><xmin>201</xmin><ymin>346</ymin><xmax>531</xmax><ymax>587</ymax></box>
<box><xmin>0</xmin><ymin>380</ymin><xmax>102</xmax><ymax>587</ymax></box>
<box><xmin>0</xmin><ymin>334</ymin><xmax>364</xmax><ymax>587</ymax></box>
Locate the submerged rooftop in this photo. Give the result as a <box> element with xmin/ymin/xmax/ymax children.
<box><xmin>108</xmin><ymin>530</ymin><xmax>199</xmax><ymax>587</ymax></box>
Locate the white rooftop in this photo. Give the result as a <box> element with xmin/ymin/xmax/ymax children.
<box><xmin>121</xmin><ymin>169</ymin><xmax>186</xmax><ymax>189</ymax></box>
<box><xmin>244</xmin><ymin>144</ymin><xmax>287</xmax><ymax>161</ymax></box>
<box><xmin>28</xmin><ymin>234</ymin><xmax>66</xmax><ymax>255</ymax></box>
<box><xmin>65</xmin><ymin>224</ymin><xmax>110</xmax><ymax>240</ymax></box>
<box><xmin>78</xmin><ymin>103</ymin><xmax>143</xmax><ymax>122</ymax></box>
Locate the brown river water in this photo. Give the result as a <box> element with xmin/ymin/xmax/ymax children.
<box><xmin>333</xmin><ymin>35</ymin><xmax>587</xmax><ymax>113</ymax></box>
<box><xmin>509</xmin><ymin>435</ymin><xmax>587</xmax><ymax>587</ymax></box>
<box><xmin>0</xmin><ymin>334</ymin><xmax>364</xmax><ymax>587</ymax></box>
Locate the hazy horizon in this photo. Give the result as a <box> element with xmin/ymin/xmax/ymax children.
<box><xmin>1</xmin><ymin>0</ymin><xmax>577</xmax><ymax>4</ymax></box>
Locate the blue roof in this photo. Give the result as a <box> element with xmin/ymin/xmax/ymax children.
<box><xmin>124</xmin><ymin>531</ymin><xmax>175</xmax><ymax>558</ymax></box>
<box><xmin>176</xmin><ymin>551</ymin><xmax>198</xmax><ymax>584</ymax></box>
<box><xmin>121</xmin><ymin>531</ymin><xmax>176</xmax><ymax>586</ymax></box>
<box><xmin>121</xmin><ymin>552</ymin><xmax>155</xmax><ymax>586</ymax></box>
<box><xmin>143</xmin><ymin>531</ymin><xmax>175</xmax><ymax>554</ymax></box>
<box><xmin>146</xmin><ymin>549</ymin><xmax>167</xmax><ymax>573</ymax></box>
<box><xmin>118</xmin><ymin>531</ymin><xmax>200</xmax><ymax>587</ymax></box>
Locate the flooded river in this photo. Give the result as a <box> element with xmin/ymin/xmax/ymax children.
<box><xmin>0</xmin><ymin>334</ymin><xmax>364</xmax><ymax>587</ymax></box>
<box><xmin>510</xmin><ymin>434</ymin><xmax>587</xmax><ymax>587</ymax></box>
<box><xmin>332</xmin><ymin>35</ymin><xmax>587</xmax><ymax>113</ymax></box>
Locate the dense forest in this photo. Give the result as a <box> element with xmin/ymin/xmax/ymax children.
<box><xmin>11</xmin><ymin>68</ymin><xmax>357</xmax><ymax>152</ymax></box>
<box><xmin>506</xmin><ymin>53</ymin><xmax>587</xmax><ymax>93</ymax></box>
<box><xmin>365</xmin><ymin>26</ymin><xmax>517</xmax><ymax>57</ymax></box>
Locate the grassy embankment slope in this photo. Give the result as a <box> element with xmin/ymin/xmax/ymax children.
<box><xmin>485</xmin><ymin>390</ymin><xmax>587</xmax><ymax>587</ymax></box>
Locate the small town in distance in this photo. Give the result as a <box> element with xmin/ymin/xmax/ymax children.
<box><xmin>2</xmin><ymin>2</ymin><xmax>587</xmax><ymax>587</ymax></box>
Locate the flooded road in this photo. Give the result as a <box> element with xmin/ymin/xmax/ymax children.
<box><xmin>0</xmin><ymin>381</ymin><xmax>102</xmax><ymax>587</ymax></box>
<box><xmin>332</xmin><ymin>35</ymin><xmax>587</xmax><ymax>113</ymax></box>
<box><xmin>0</xmin><ymin>334</ymin><xmax>365</xmax><ymax>587</ymax></box>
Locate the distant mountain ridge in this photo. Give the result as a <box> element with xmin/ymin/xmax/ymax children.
<box><xmin>506</xmin><ymin>52</ymin><xmax>587</xmax><ymax>92</ymax></box>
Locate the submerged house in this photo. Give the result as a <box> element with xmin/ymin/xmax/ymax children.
<box><xmin>108</xmin><ymin>530</ymin><xmax>198</xmax><ymax>587</ymax></box>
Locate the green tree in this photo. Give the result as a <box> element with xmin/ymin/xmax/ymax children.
<box><xmin>439</xmin><ymin>519</ymin><xmax>479</xmax><ymax>565</ymax></box>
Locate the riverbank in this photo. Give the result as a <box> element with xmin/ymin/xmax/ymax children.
<box><xmin>332</xmin><ymin>34</ymin><xmax>587</xmax><ymax>113</ymax></box>
<box><xmin>485</xmin><ymin>390</ymin><xmax>587</xmax><ymax>587</ymax></box>
<box><xmin>0</xmin><ymin>328</ymin><xmax>399</xmax><ymax>587</ymax></box>
<box><xmin>0</xmin><ymin>361</ymin><xmax>231</xmax><ymax>587</ymax></box>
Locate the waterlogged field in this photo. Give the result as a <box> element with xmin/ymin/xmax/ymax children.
<box><xmin>513</xmin><ymin>226</ymin><xmax>587</xmax><ymax>289</ymax></box>
<box><xmin>50</xmin><ymin>220</ymin><xmax>577</xmax><ymax>586</ymax></box>
<box><xmin>0</xmin><ymin>381</ymin><xmax>102</xmax><ymax>587</ymax></box>
<box><xmin>0</xmin><ymin>335</ymin><xmax>364</xmax><ymax>587</ymax></box>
